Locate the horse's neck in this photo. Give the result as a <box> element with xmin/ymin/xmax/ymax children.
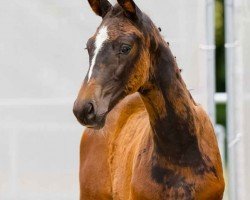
<box><xmin>139</xmin><ymin>42</ymin><xmax>202</xmax><ymax>165</ymax></box>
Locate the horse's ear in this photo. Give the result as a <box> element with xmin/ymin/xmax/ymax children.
<box><xmin>87</xmin><ymin>0</ymin><xmax>112</xmax><ymax>18</ymax></box>
<box><xmin>117</xmin><ymin>0</ymin><xmax>142</xmax><ymax>19</ymax></box>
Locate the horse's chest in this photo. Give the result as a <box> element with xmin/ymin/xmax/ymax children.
<box><xmin>79</xmin><ymin>132</ymin><xmax>112</xmax><ymax>200</ymax></box>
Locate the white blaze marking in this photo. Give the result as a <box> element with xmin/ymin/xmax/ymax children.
<box><xmin>88</xmin><ymin>26</ymin><xmax>109</xmax><ymax>82</ymax></box>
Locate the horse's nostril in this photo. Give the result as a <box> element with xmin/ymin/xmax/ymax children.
<box><xmin>86</xmin><ymin>102</ymin><xmax>94</xmax><ymax>115</ymax></box>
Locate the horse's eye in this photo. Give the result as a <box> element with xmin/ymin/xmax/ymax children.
<box><xmin>120</xmin><ymin>44</ymin><xmax>131</xmax><ymax>55</ymax></box>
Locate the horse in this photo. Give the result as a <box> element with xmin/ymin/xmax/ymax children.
<box><xmin>73</xmin><ymin>0</ymin><xmax>225</xmax><ymax>199</ymax></box>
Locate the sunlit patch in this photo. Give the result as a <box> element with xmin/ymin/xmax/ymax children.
<box><xmin>88</xmin><ymin>26</ymin><xmax>109</xmax><ymax>82</ymax></box>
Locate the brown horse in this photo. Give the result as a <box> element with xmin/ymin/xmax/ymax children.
<box><xmin>73</xmin><ymin>0</ymin><xmax>225</xmax><ymax>199</ymax></box>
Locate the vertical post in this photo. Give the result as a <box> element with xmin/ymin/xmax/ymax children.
<box><xmin>225</xmin><ymin>0</ymin><xmax>246</xmax><ymax>199</ymax></box>
<box><xmin>225</xmin><ymin>0</ymin><xmax>236</xmax><ymax>199</ymax></box>
<box><xmin>205</xmin><ymin>0</ymin><xmax>216</xmax><ymax>124</ymax></box>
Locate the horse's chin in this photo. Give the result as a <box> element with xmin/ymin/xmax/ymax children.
<box><xmin>84</xmin><ymin>112</ymin><xmax>108</xmax><ymax>130</ymax></box>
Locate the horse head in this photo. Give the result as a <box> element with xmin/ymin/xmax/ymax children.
<box><xmin>73</xmin><ymin>0</ymin><xmax>162</xmax><ymax>129</ymax></box>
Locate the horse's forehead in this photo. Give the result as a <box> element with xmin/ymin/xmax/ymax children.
<box><xmin>100</xmin><ymin>18</ymin><xmax>142</xmax><ymax>39</ymax></box>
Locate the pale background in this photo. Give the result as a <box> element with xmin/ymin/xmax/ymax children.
<box><xmin>1</xmin><ymin>0</ymin><xmax>247</xmax><ymax>199</ymax></box>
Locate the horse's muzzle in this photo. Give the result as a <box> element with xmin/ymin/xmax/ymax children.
<box><xmin>73</xmin><ymin>100</ymin><xmax>106</xmax><ymax>129</ymax></box>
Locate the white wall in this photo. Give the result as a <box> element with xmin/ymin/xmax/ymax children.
<box><xmin>0</xmin><ymin>0</ymin><xmax>211</xmax><ymax>199</ymax></box>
